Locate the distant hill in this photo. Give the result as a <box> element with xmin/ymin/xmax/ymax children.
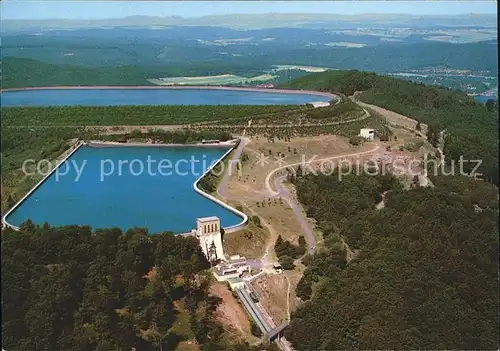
<box><xmin>0</xmin><ymin>57</ymin><xmax>271</xmax><ymax>88</ymax></box>
<box><xmin>1</xmin><ymin>58</ymin><xmax>158</xmax><ymax>87</ymax></box>
<box><xmin>3</xmin><ymin>13</ymin><xmax>497</xmax><ymax>31</ymax></box>
<box><xmin>2</xmin><ymin>34</ymin><xmax>497</xmax><ymax>72</ymax></box>
<box><xmin>284</xmin><ymin>70</ymin><xmax>499</xmax><ymax>183</ymax></box>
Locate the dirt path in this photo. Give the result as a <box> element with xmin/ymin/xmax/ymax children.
<box><xmin>351</xmin><ymin>95</ymin><xmax>428</xmax><ymax>137</ymax></box>
<box><xmin>265</xmin><ymin>144</ymin><xmax>381</xmax><ymax>196</ymax></box>
<box><xmin>216</xmin><ymin>129</ymin><xmax>380</xmax><ymax>259</ymax></box>
<box><xmin>284</xmin><ymin>274</ymin><xmax>291</xmax><ymax>321</ymax></box>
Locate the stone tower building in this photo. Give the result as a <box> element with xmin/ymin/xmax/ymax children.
<box><xmin>196</xmin><ymin>216</ymin><xmax>224</xmax><ymax>263</ymax></box>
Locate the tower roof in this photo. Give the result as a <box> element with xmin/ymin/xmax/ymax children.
<box><xmin>197</xmin><ymin>216</ymin><xmax>220</xmax><ymax>223</ymax></box>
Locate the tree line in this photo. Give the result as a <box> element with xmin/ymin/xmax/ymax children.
<box><xmin>274</xmin><ymin>234</ymin><xmax>306</xmax><ymax>270</ymax></box>
<box><xmin>1</xmin><ymin>222</ymin><xmax>269</xmax><ymax>350</ymax></box>
<box><xmin>3</xmin><ymin>105</ymin><xmax>297</xmax><ymax>126</ymax></box>
<box><xmin>101</xmin><ymin>129</ymin><xmax>233</xmax><ymax>144</ymax></box>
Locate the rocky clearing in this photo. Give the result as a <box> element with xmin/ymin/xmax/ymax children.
<box><xmin>209</xmin><ymin>283</ymin><xmax>257</xmax><ymax>343</ymax></box>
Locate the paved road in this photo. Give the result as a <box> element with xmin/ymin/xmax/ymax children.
<box><xmin>247</xmin><ymin>259</ymin><xmax>264</xmax><ymax>269</ymax></box>
<box><xmin>214</xmin><ymin>106</ymin><xmax>376</xmax><ymax>258</ymax></box>
<box><xmin>273</xmin><ymin>175</ymin><xmax>316</xmax><ymax>255</ymax></box>
<box><xmin>217</xmin><ymin>135</ymin><xmax>380</xmax><ymax>257</ymax></box>
<box><xmin>267</xmin><ymin>144</ymin><xmax>380</xmax><ymax>255</ymax></box>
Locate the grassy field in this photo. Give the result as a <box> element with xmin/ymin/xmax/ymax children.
<box><xmin>149</xmin><ymin>74</ymin><xmax>276</xmax><ymax>86</ymax></box>
<box><xmin>223</xmin><ymin>220</ymin><xmax>269</xmax><ymax>259</ymax></box>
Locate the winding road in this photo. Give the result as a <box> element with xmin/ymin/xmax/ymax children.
<box><xmin>267</xmin><ymin>145</ymin><xmax>380</xmax><ymax>254</ymax></box>
<box><xmin>215</xmin><ymin>130</ymin><xmax>380</xmax><ymax>259</ymax></box>
<box><xmin>212</xmin><ymin>103</ymin><xmax>382</xmax><ymax>262</ymax></box>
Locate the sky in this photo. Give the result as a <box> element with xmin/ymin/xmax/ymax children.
<box><xmin>1</xmin><ymin>1</ymin><xmax>498</xmax><ymax>20</ymax></box>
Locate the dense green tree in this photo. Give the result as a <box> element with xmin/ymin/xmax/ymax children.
<box><xmin>0</xmin><ymin>223</ymin><xmax>234</xmax><ymax>350</ymax></box>
<box><xmin>485</xmin><ymin>98</ymin><xmax>497</xmax><ymax>111</ymax></box>
<box><xmin>3</xmin><ymin>105</ymin><xmax>296</xmax><ymax>127</ymax></box>
<box><xmin>286</xmin><ymin>172</ymin><xmax>499</xmax><ymax>350</ymax></box>
<box><xmin>252</xmin><ymin>215</ymin><xmax>262</xmax><ymax>227</ymax></box>
<box><xmin>250</xmin><ymin>319</ymin><xmax>262</xmax><ymax>337</ymax></box>
<box><xmin>427</xmin><ymin>123</ymin><xmax>440</xmax><ymax>147</ymax></box>
<box><xmin>274</xmin><ymin>235</ymin><xmax>284</xmax><ymax>255</ymax></box>
<box><xmin>348</xmin><ymin>135</ymin><xmax>362</xmax><ymax>145</ymax></box>
<box><xmin>278</xmin><ymin>255</ymin><xmax>295</xmax><ymax>270</ymax></box>
<box><xmin>295</xmin><ymin>272</ymin><xmax>312</xmax><ymax>300</ymax></box>
<box><xmin>284</xmin><ymin>70</ymin><xmax>499</xmax><ymax>184</ymax></box>
<box><xmin>274</xmin><ymin>235</ymin><xmax>304</xmax><ymax>261</ymax></box>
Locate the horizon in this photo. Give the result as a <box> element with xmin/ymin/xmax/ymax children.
<box><xmin>3</xmin><ymin>12</ymin><xmax>499</xmax><ymax>21</ymax></box>
<box><xmin>2</xmin><ymin>1</ymin><xmax>498</xmax><ymax>21</ymax></box>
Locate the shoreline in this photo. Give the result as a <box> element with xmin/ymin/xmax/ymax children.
<box><xmin>2</xmin><ymin>141</ymin><xmax>85</xmax><ymax>230</ymax></box>
<box><xmin>1</xmin><ymin>85</ymin><xmax>338</xmax><ymax>99</ymax></box>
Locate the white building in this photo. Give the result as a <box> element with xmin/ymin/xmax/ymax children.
<box><xmin>213</xmin><ymin>255</ymin><xmax>251</xmax><ymax>282</ymax></box>
<box><xmin>310</xmin><ymin>101</ymin><xmax>330</xmax><ymax>108</ymax></box>
<box><xmin>359</xmin><ymin>128</ymin><xmax>375</xmax><ymax>141</ymax></box>
<box><xmin>196</xmin><ymin>216</ymin><xmax>225</xmax><ymax>263</ymax></box>
<box><xmin>194</xmin><ymin>217</ymin><xmax>252</xmax><ymax>281</ymax></box>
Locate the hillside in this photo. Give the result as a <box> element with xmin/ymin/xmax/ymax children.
<box><xmin>2</xmin><ymin>39</ymin><xmax>497</xmax><ymax>87</ymax></box>
<box><xmin>1</xmin><ymin>223</ymin><xmax>270</xmax><ymax>350</ymax></box>
<box><xmin>287</xmin><ymin>172</ymin><xmax>499</xmax><ymax>349</ymax></box>
<box><xmin>1</xmin><ymin>58</ymin><xmax>157</xmax><ymax>87</ymax></box>
<box><xmin>1</xmin><ymin>57</ymin><xmax>281</xmax><ymax>88</ymax></box>
<box><xmin>284</xmin><ymin>70</ymin><xmax>499</xmax><ymax>183</ymax></box>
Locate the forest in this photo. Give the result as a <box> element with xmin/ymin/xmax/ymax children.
<box><xmin>274</xmin><ymin>234</ymin><xmax>306</xmax><ymax>270</ymax></box>
<box><xmin>284</xmin><ymin>70</ymin><xmax>499</xmax><ymax>184</ymax></box>
<box><xmin>286</xmin><ymin>171</ymin><xmax>499</xmax><ymax>349</ymax></box>
<box><xmin>1</xmin><ymin>222</ymin><xmax>273</xmax><ymax>351</ymax></box>
<box><xmin>2</xmin><ymin>101</ymin><xmax>369</xmax><ymax>129</ymax></box>
<box><xmin>2</xmin><ymin>104</ymin><xmax>297</xmax><ymax>126</ymax></box>
<box><xmin>2</xmin><ymin>39</ymin><xmax>497</xmax><ymax>87</ymax></box>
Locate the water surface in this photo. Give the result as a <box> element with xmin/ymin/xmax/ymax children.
<box><xmin>2</xmin><ymin>88</ymin><xmax>330</xmax><ymax>107</ymax></box>
<box><xmin>5</xmin><ymin>145</ymin><xmax>242</xmax><ymax>233</ymax></box>
<box><xmin>474</xmin><ymin>95</ymin><xmax>498</xmax><ymax>104</ymax></box>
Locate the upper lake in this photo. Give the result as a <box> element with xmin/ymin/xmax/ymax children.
<box><xmin>474</xmin><ymin>95</ymin><xmax>498</xmax><ymax>104</ymax></box>
<box><xmin>5</xmin><ymin>145</ymin><xmax>243</xmax><ymax>233</ymax></box>
<box><xmin>1</xmin><ymin>88</ymin><xmax>331</xmax><ymax>107</ymax></box>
